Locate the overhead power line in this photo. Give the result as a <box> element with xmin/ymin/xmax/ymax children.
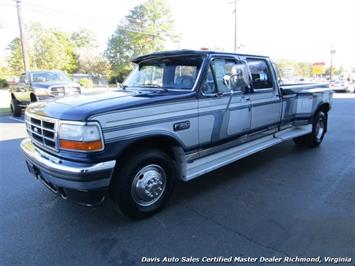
<box><xmin>3</xmin><ymin>0</ymin><xmax>177</xmax><ymax>38</ymax></box>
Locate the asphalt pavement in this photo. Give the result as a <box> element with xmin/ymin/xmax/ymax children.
<box><xmin>0</xmin><ymin>98</ymin><xmax>354</xmax><ymax>265</ymax></box>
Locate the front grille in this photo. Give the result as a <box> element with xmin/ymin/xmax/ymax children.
<box><xmin>50</xmin><ymin>86</ymin><xmax>65</xmax><ymax>96</ymax></box>
<box><xmin>25</xmin><ymin>113</ymin><xmax>58</xmax><ymax>151</ymax></box>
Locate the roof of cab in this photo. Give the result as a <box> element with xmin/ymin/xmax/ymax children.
<box><xmin>132</xmin><ymin>49</ymin><xmax>269</xmax><ymax>63</ymax></box>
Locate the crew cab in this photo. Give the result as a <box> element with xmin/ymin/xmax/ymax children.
<box><xmin>20</xmin><ymin>50</ymin><xmax>333</xmax><ymax>219</ymax></box>
<box><xmin>9</xmin><ymin>70</ymin><xmax>81</xmax><ymax>117</ymax></box>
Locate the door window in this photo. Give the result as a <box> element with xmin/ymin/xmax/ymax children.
<box><xmin>202</xmin><ymin>58</ymin><xmax>251</xmax><ymax>95</ymax></box>
<box><xmin>211</xmin><ymin>59</ymin><xmax>236</xmax><ymax>93</ymax></box>
<box><xmin>247</xmin><ymin>59</ymin><xmax>273</xmax><ymax>90</ymax></box>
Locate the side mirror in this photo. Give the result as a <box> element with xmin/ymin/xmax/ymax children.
<box><xmin>230</xmin><ymin>64</ymin><xmax>251</xmax><ymax>92</ymax></box>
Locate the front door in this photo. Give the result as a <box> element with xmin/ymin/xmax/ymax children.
<box><xmin>198</xmin><ymin>57</ymin><xmax>251</xmax><ymax>148</ymax></box>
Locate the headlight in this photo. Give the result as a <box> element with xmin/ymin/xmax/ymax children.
<box><xmin>33</xmin><ymin>88</ymin><xmax>49</xmax><ymax>95</ymax></box>
<box><xmin>58</xmin><ymin>122</ymin><xmax>104</xmax><ymax>152</ymax></box>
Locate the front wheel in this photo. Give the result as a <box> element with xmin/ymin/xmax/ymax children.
<box><xmin>111</xmin><ymin>149</ymin><xmax>176</xmax><ymax>219</ymax></box>
<box><xmin>10</xmin><ymin>99</ymin><xmax>21</xmax><ymax>117</ymax></box>
<box><xmin>293</xmin><ymin>111</ymin><xmax>327</xmax><ymax>148</ymax></box>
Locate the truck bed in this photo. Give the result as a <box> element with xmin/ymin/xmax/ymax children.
<box><xmin>281</xmin><ymin>83</ymin><xmax>330</xmax><ymax>95</ymax></box>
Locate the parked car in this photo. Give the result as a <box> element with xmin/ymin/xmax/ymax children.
<box><xmin>20</xmin><ymin>50</ymin><xmax>333</xmax><ymax>219</ymax></box>
<box><xmin>329</xmin><ymin>80</ymin><xmax>350</xmax><ymax>93</ymax></box>
<box><xmin>9</xmin><ymin>70</ymin><xmax>81</xmax><ymax>117</ymax></box>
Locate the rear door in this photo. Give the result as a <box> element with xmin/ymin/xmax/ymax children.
<box><xmin>246</xmin><ymin>57</ymin><xmax>282</xmax><ymax>132</ymax></box>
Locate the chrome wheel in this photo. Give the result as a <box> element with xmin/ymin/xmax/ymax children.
<box><xmin>315</xmin><ymin>115</ymin><xmax>325</xmax><ymax>140</ymax></box>
<box><xmin>131</xmin><ymin>164</ymin><xmax>166</xmax><ymax>207</ymax></box>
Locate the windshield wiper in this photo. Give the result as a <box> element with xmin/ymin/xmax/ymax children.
<box><xmin>140</xmin><ymin>84</ymin><xmax>168</xmax><ymax>91</ymax></box>
<box><xmin>141</xmin><ymin>84</ymin><xmax>162</xmax><ymax>88</ymax></box>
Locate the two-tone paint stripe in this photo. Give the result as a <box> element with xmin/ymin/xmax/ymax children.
<box><xmin>100</xmin><ymin>98</ymin><xmax>285</xmax><ymax>144</ymax></box>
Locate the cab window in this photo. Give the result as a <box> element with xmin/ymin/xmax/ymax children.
<box><xmin>211</xmin><ymin>59</ymin><xmax>236</xmax><ymax>93</ymax></box>
<box><xmin>247</xmin><ymin>59</ymin><xmax>273</xmax><ymax>90</ymax></box>
<box><xmin>202</xmin><ymin>58</ymin><xmax>249</xmax><ymax>94</ymax></box>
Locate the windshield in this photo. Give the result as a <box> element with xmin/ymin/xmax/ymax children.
<box><xmin>31</xmin><ymin>71</ymin><xmax>71</xmax><ymax>82</ymax></box>
<box><xmin>123</xmin><ymin>56</ymin><xmax>203</xmax><ymax>90</ymax></box>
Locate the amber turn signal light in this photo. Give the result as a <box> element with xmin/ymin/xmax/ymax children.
<box><xmin>59</xmin><ymin>139</ymin><xmax>103</xmax><ymax>151</ymax></box>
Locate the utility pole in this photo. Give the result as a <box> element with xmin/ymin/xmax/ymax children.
<box><xmin>330</xmin><ymin>47</ymin><xmax>336</xmax><ymax>81</ymax></box>
<box><xmin>16</xmin><ymin>0</ymin><xmax>29</xmax><ymax>72</ymax></box>
<box><xmin>234</xmin><ymin>0</ymin><xmax>237</xmax><ymax>52</ymax></box>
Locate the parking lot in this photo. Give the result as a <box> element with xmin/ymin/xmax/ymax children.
<box><xmin>0</xmin><ymin>96</ymin><xmax>354</xmax><ymax>265</ymax></box>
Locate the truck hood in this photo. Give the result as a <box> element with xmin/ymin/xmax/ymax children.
<box><xmin>31</xmin><ymin>81</ymin><xmax>80</xmax><ymax>89</ymax></box>
<box><xmin>26</xmin><ymin>89</ymin><xmax>195</xmax><ymax>121</ymax></box>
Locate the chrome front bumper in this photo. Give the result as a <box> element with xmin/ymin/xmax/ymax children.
<box><xmin>21</xmin><ymin>138</ymin><xmax>116</xmax><ymax>192</ymax></box>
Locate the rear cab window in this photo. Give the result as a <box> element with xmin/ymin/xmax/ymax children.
<box><xmin>246</xmin><ymin>58</ymin><xmax>274</xmax><ymax>91</ymax></box>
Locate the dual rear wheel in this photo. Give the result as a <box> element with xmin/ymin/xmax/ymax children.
<box><xmin>293</xmin><ymin>111</ymin><xmax>327</xmax><ymax>147</ymax></box>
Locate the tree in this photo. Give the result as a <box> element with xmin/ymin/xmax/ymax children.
<box><xmin>28</xmin><ymin>23</ymin><xmax>77</xmax><ymax>72</ymax></box>
<box><xmin>7</xmin><ymin>38</ymin><xmax>24</xmax><ymax>75</ymax></box>
<box><xmin>105</xmin><ymin>0</ymin><xmax>177</xmax><ymax>82</ymax></box>
<box><xmin>71</xmin><ymin>29</ymin><xmax>104</xmax><ymax>74</ymax></box>
<box><xmin>325</xmin><ymin>65</ymin><xmax>345</xmax><ymax>77</ymax></box>
<box><xmin>77</xmin><ymin>48</ymin><xmax>111</xmax><ymax>76</ymax></box>
<box><xmin>276</xmin><ymin>59</ymin><xmax>312</xmax><ymax>78</ymax></box>
<box><xmin>6</xmin><ymin>23</ymin><xmax>100</xmax><ymax>75</ymax></box>
<box><xmin>296</xmin><ymin>62</ymin><xmax>312</xmax><ymax>77</ymax></box>
<box><xmin>71</xmin><ymin>29</ymin><xmax>98</xmax><ymax>49</ymax></box>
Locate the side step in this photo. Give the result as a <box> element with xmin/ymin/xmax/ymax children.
<box><xmin>184</xmin><ymin>125</ymin><xmax>311</xmax><ymax>181</ymax></box>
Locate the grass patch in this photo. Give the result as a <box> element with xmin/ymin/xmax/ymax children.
<box><xmin>0</xmin><ymin>107</ymin><xmax>11</xmax><ymax>114</ymax></box>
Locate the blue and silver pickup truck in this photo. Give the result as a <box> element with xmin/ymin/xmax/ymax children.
<box><xmin>21</xmin><ymin>50</ymin><xmax>333</xmax><ymax>219</ymax></box>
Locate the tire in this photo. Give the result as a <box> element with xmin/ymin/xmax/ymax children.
<box><xmin>111</xmin><ymin>149</ymin><xmax>176</xmax><ymax>219</ymax></box>
<box><xmin>293</xmin><ymin>111</ymin><xmax>327</xmax><ymax>148</ymax></box>
<box><xmin>308</xmin><ymin>111</ymin><xmax>327</xmax><ymax>147</ymax></box>
<box><xmin>10</xmin><ymin>99</ymin><xmax>21</xmax><ymax>117</ymax></box>
<box><xmin>30</xmin><ymin>94</ymin><xmax>37</xmax><ymax>102</ymax></box>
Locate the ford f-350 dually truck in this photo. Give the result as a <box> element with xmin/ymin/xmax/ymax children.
<box><xmin>21</xmin><ymin>50</ymin><xmax>333</xmax><ymax>218</ymax></box>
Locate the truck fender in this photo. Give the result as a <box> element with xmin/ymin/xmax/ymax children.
<box><xmin>113</xmin><ymin>132</ymin><xmax>187</xmax><ymax>180</ymax></box>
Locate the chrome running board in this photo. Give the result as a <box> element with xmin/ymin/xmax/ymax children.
<box><xmin>183</xmin><ymin>125</ymin><xmax>311</xmax><ymax>181</ymax></box>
